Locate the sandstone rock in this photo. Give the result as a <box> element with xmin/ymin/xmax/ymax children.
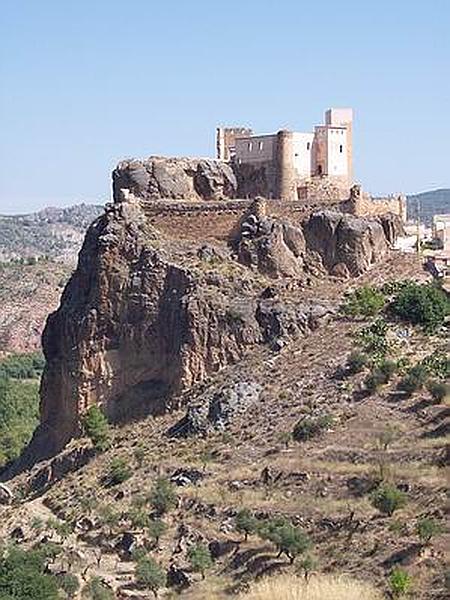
<box><xmin>17</xmin><ymin>202</ymin><xmax>262</xmax><ymax>465</ymax></box>
<box><xmin>113</xmin><ymin>157</ymin><xmax>237</xmax><ymax>202</ymax></box>
<box><xmin>302</xmin><ymin>210</ymin><xmax>391</xmax><ymax>276</ymax></box>
<box><xmin>238</xmin><ymin>218</ymin><xmax>305</xmax><ymax>278</ymax></box>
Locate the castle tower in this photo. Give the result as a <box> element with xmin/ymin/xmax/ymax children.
<box><xmin>276</xmin><ymin>130</ymin><xmax>296</xmax><ymax>200</ymax></box>
<box><xmin>325</xmin><ymin>108</ymin><xmax>353</xmax><ymax>183</ymax></box>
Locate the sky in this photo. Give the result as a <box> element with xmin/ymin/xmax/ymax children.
<box><xmin>0</xmin><ymin>0</ymin><xmax>449</xmax><ymax>214</ymax></box>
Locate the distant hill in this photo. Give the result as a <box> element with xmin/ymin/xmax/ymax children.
<box><xmin>0</xmin><ymin>203</ymin><xmax>103</xmax><ymax>263</ymax></box>
<box><xmin>407</xmin><ymin>188</ymin><xmax>450</xmax><ymax>225</ymax></box>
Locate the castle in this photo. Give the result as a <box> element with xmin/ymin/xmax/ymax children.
<box><xmin>216</xmin><ymin>108</ymin><xmax>353</xmax><ymax>200</ymax></box>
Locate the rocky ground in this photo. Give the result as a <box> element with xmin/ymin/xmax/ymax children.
<box><xmin>1</xmin><ymin>250</ymin><xmax>448</xmax><ymax>599</ymax></box>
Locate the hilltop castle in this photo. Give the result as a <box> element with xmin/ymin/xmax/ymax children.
<box><xmin>216</xmin><ymin>108</ymin><xmax>353</xmax><ymax>200</ymax></box>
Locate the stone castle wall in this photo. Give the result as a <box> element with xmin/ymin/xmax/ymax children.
<box><xmin>140</xmin><ymin>198</ymin><xmax>334</xmax><ymax>241</ymax></box>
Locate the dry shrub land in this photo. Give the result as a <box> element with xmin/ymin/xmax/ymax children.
<box><xmin>0</xmin><ymin>196</ymin><xmax>448</xmax><ymax>600</ymax></box>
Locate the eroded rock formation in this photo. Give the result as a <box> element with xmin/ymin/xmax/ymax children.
<box><xmin>14</xmin><ymin>191</ymin><xmax>404</xmax><ymax>468</ymax></box>
<box><xmin>113</xmin><ymin>157</ymin><xmax>238</xmax><ymax>202</ymax></box>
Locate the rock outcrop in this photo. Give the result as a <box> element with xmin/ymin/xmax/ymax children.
<box><xmin>302</xmin><ymin>210</ymin><xmax>392</xmax><ymax>276</ymax></box>
<box><xmin>13</xmin><ymin>195</ymin><xmax>403</xmax><ymax>468</ymax></box>
<box><xmin>113</xmin><ymin>157</ymin><xmax>237</xmax><ymax>202</ymax></box>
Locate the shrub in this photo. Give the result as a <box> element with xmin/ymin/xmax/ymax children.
<box><xmin>365</xmin><ymin>359</ymin><xmax>397</xmax><ymax>393</ymax></box>
<box><xmin>398</xmin><ymin>364</ymin><xmax>428</xmax><ymax>396</ymax></box>
<box><xmin>390</xmin><ymin>281</ymin><xmax>449</xmax><ymax>331</ymax></box>
<box><xmin>0</xmin><ymin>351</ymin><xmax>45</xmax><ymax>380</ymax></box>
<box><xmin>292</xmin><ymin>414</ymin><xmax>333</xmax><ymax>442</ymax></box>
<box><xmin>82</xmin><ymin>405</ymin><xmax>110</xmax><ymax>451</ymax></box>
<box><xmin>105</xmin><ymin>457</ymin><xmax>131</xmax><ymax>486</ymax></box>
<box><xmin>83</xmin><ymin>576</ymin><xmax>114</xmax><ymax>600</ymax></box>
<box><xmin>357</xmin><ymin>318</ymin><xmax>390</xmax><ymax>360</ymax></box>
<box><xmin>187</xmin><ymin>543</ymin><xmax>213</xmax><ymax>579</ymax></box>
<box><xmin>341</xmin><ymin>286</ymin><xmax>386</xmax><ymax>317</ymax></box>
<box><xmin>150</xmin><ymin>477</ymin><xmax>178</xmax><ymax>515</ymax></box>
<box><xmin>235</xmin><ymin>509</ymin><xmax>258</xmax><ymax>541</ymax></box>
<box><xmin>371</xmin><ymin>485</ymin><xmax>407</xmax><ymax>516</ymax></box>
<box><xmin>135</xmin><ymin>556</ymin><xmax>166</xmax><ymax>596</ymax></box>
<box><xmin>346</xmin><ymin>351</ymin><xmax>368</xmax><ymax>375</ymax></box>
<box><xmin>416</xmin><ymin>517</ymin><xmax>442</xmax><ymax>544</ymax></box>
<box><xmin>389</xmin><ymin>568</ymin><xmax>413</xmax><ymax>597</ymax></box>
<box><xmin>147</xmin><ymin>518</ymin><xmax>167</xmax><ymax>547</ymax></box>
<box><xmin>427</xmin><ymin>380</ymin><xmax>449</xmax><ymax>403</ymax></box>
<box><xmin>128</xmin><ymin>508</ymin><xmax>150</xmax><ymax>530</ymax></box>
<box><xmin>57</xmin><ymin>572</ymin><xmax>79</xmax><ymax>598</ymax></box>
<box><xmin>0</xmin><ymin>545</ymin><xmax>60</xmax><ymax>600</ymax></box>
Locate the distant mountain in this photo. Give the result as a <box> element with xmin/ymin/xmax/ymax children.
<box><xmin>0</xmin><ymin>203</ymin><xmax>104</xmax><ymax>263</ymax></box>
<box><xmin>406</xmin><ymin>188</ymin><xmax>450</xmax><ymax>225</ymax></box>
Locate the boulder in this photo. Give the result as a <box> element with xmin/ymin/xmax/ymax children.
<box><xmin>113</xmin><ymin>157</ymin><xmax>238</xmax><ymax>202</ymax></box>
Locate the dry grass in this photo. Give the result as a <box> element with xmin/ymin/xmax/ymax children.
<box><xmin>239</xmin><ymin>573</ymin><xmax>385</xmax><ymax>600</ymax></box>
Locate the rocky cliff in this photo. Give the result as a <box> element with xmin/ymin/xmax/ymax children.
<box><xmin>17</xmin><ymin>192</ymin><xmax>404</xmax><ymax>468</ymax></box>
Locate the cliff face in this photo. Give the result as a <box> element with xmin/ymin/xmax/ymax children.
<box><xmin>17</xmin><ymin>190</ymin><xmax>404</xmax><ymax>467</ymax></box>
<box><xmin>24</xmin><ymin>200</ymin><xmax>266</xmax><ymax>461</ymax></box>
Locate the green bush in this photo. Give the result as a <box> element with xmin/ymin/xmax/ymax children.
<box><xmin>416</xmin><ymin>517</ymin><xmax>442</xmax><ymax>544</ymax></box>
<box><xmin>128</xmin><ymin>508</ymin><xmax>150</xmax><ymax>530</ymax></box>
<box><xmin>371</xmin><ymin>485</ymin><xmax>407</xmax><ymax>516</ymax></box>
<box><xmin>258</xmin><ymin>518</ymin><xmax>310</xmax><ymax>564</ymax></box>
<box><xmin>105</xmin><ymin>457</ymin><xmax>131</xmax><ymax>486</ymax></box>
<box><xmin>147</xmin><ymin>519</ymin><xmax>167</xmax><ymax>547</ymax></box>
<box><xmin>365</xmin><ymin>359</ymin><xmax>397</xmax><ymax>394</ymax></box>
<box><xmin>357</xmin><ymin>318</ymin><xmax>390</xmax><ymax>360</ymax></box>
<box><xmin>0</xmin><ymin>545</ymin><xmax>60</xmax><ymax>600</ymax></box>
<box><xmin>398</xmin><ymin>365</ymin><xmax>428</xmax><ymax>396</ymax></box>
<box><xmin>135</xmin><ymin>556</ymin><xmax>166</xmax><ymax>596</ymax></box>
<box><xmin>346</xmin><ymin>351</ymin><xmax>368</xmax><ymax>375</ymax></box>
<box><xmin>187</xmin><ymin>543</ymin><xmax>213</xmax><ymax>579</ymax></box>
<box><xmin>390</xmin><ymin>281</ymin><xmax>449</xmax><ymax>331</ymax></box>
<box><xmin>83</xmin><ymin>576</ymin><xmax>114</xmax><ymax>600</ymax></box>
<box><xmin>427</xmin><ymin>380</ymin><xmax>449</xmax><ymax>403</ymax></box>
<box><xmin>235</xmin><ymin>509</ymin><xmax>258</xmax><ymax>541</ymax></box>
<box><xmin>57</xmin><ymin>572</ymin><xmax>79</xmax><ymax>598</ymax></box>
<box><xmin>293</xmin><ymin>415</ymin><xmax>333</xmax><ymax>442</ymax></box>
<box><xmin>150</xmin><ymin>477</ymin><xmax>178</xmax><ymax>515</ymax></box>
<box><xmin>341</xmin><ymin>286</ymin><xmax>386</xmax><ymax>317</ymax></box>
<box><xmin>82</xmin><ymin>405</ymin><xmax>110</xmax><ymax>451</ymax></box>
<box><xmin>389</xmin><ymin>567</ymin><xmax>413</xmax><ymax>597</ymax></box>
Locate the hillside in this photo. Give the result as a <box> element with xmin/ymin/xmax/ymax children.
<box><xmin>407</xmin><ymin>189</ymin><xmax>450</xmax><ymax>225</ymax></box>
<box><xmin>1</xmin><ymin>253</ymin><xmax>448</xmax><ymax>600</ymax></box>
<box><xmin>0</xmin><ymin>186</ymin><xmax>448</xmax><ymax>600</ymax></box>
<box><xmin>0</xmin><ymin>203</ymin><xmax>103</xmax><ymax>262</ymax></box>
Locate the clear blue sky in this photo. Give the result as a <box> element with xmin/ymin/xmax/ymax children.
<box><xmin>0</xmin><ymin>0</ymin><xmax>448</xmax><ymax>213</ymax></box>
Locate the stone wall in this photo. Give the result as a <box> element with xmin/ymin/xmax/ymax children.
<box><xmin>343</xmin><ymin>186</ymin><xmax>407</xmax><ymax>221</ymax></box>
<box><xmin>140</xmin><ymin>198</ymin><xmax>334</xmax><ymax>242</ymax></box>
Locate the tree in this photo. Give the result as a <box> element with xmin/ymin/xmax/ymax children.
<box><xmin>147</xmin><ymin>519</ymin><xmax>167</xmax><ymax>548</ymax></box>
<box><xmin>82</xmin><ymin>405</ymin><xmax>110</xmax><ymax>451</ymax></box>
<box><xmin>187</xmin><ymin>543</ymin><xmax>213</xmax><ymax>579</ymax></box>
<box><xmin>235</xmin><ymin>509</ymin><xmax>258</xmax><ymax>541</ymax></box>
<box><xmin>371</xmin><ymin>485</ymin><xmax>407</xmax><ymax>517</ymax></box>
<box><xmin>259</xmin><ymin>518</ymin><xmax>310</xmax><ymax>564</ymax></box>
<box><xmin>0</xmin><ymin>545</ymin><xmax>60</xmax><ymax>600</ymax></box>
<box><xmin>150</xmin><ymin>477</ymin><xmax>178</xmax><ymax>515</ymax></box>
<box><xmin>416</xmin><ymin>517</ymin><xmax>442</xmax><ymax>545</ymax></box>
<box><xmin>389</xmin><ymin>568</ymin><xmax>413</xmax><ymax>598</ymax></box>
<box><xmin>135</xmin><ymin>556</ymin><xmax>166</xmax><ymax>597</ymax></box>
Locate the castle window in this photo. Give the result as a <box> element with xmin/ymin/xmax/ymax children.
<box><xmin>339</xmin><ymin>145</ymin><xmax>343</xmax><ymax>153</ymax></box>
<box><xmin>248</xmin><ymin>142</ymin><xmax>253</xmax><ymax>152</ymax></box>
<box><xmin>294</xmin><ymin>153</ymin><xmax>299</xmax><ymax>157</ymax></box>
<box><xmin>258</xmin><ymin>141</ymin><xmax>263</xmax><ymax>151</ymax></box>
<box><xmin>307</xmin><ymin>142</ymin><xmax>310</xmax><ymax>150</ymax></box>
